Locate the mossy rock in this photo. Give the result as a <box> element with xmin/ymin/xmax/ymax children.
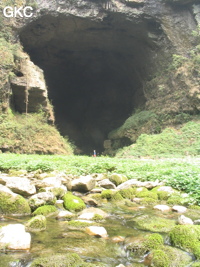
<box><xmin>67</xmin><ymin>220</ymin><xmax>95</xmax><ymax>229</ymax></box>
<box><xmin>111</xmin><ymin>192</ymin><xmax>124</xmax><ymax>201</ymax></box>
<box><xmin>190</xmin><ymin>205</ymin><xmax>200</xmax><ymax>210</ymax></box>
<box><xmin>136</xmin><ymin>190</ymin><xmax>158</xmax><ymax>200</ymax></box>
<box><xmin>162</xmin><ymin>246</ymin><xmax>192</xmax><ymax>266</ymax></box>
<box><xmin>0</xmin><ymin>192</ymin><xmax>31</xmax><ymax>215</ymax></box>
<box><xmin>134</xmin><ymin>215</ymin><xmax>176</xmax><ymax>233</ymax></box>
<box><xmin>30</xmin><ymin>253</ymin><xmax>83</xmax><ymax>267</ymax></box>
<box><xmin>170</xmin><ymin>225</ymin><xmax>200</xmax><ymax>259</ymax></box>
<box><xmin>63</xmin><ymin>193</ymin><xmax>86</xmax><ymax>212</ymax></box>
<box><xmin>89</xmin><ymin>193</ymin><xmax>102</xmax><ymax>201</ymax></box>
<box><xmin>109</xmin><ymin>173</ymin><xmax>128</xmax><ymax>186</ymax></box>
<box><xmin>191</xmin><ymin>262</ymin><xmax>200</xmax><ymax>267</ymax></box>
<box><xmin>167</xmin><ymin>195</ymin><xmax>188</xmax><ymax>205</ymax></box>
<box><xmin>33</xmin><ymin>205</ymin><xmax>57</xmax><ymax>216</ymax></box>
<box><xmin>25</xmin><ymin>215</ymin><xmax>46</xmax><ymax>232</ymax></box>
<box><xmin>119</xmin><ymin>188</ymin><xmax>136</xmax><ymax>199</ymax></box>
<box><xmin>150</xmin><ymin>249</ymin><xmax>170</xmax><ymax>267</ymax></box>
<box><xmin>139</xmin><ymin>197</ymin><xmax>158</xmax><ymax>205</ymax></box>
<box><xmin>157</xmin><ymin>191</ymin><xmax>170</xmax><ymax>200</ymax></box>
<box><xmin>93</xmin><ymin>214</ymin><xmax>104</xmax><ymax>221</ymax></box>
<box><xmin>49</xmin><ymin>187</ymin><xmax>66</xmax><ymax>198</ymax></box>
<box><xmin>125</xmin><ymin>233</ymin><xmax>164</xmax><ymax>256</ymax></box>
<box><xmin>101</xmin><ymin>189</ymin><xmax>113</xmax><ymax>199</ymax></box>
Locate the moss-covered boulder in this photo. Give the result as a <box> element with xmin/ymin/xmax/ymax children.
<box><xmin>167</xmin><ymin>195</ymin><xmax>188</xmax><ymax>205</ymax></box>
<box><xmin>28</xmin><ymin>192</ymin><xmax>56</xmax><ymax>211</ymax></box>
<box><xmin>0</xmin><ymin>191</ymin><xmax>31</xmax><ymax>215</ymax></box>
<box><xmin>101</xmin><ymin>189</ymin><xmax>123</xmax><ymax>202</ymax></box>
<box><xmin>136</xmin><ymin>190</ymin><xmax>158</xmax><ymax>200</ymax></box>
<box><xmin>33</xmin><ymin>205</ymin><xmax>57</xmax><ymax>216</ymax></box>
<box><xmin>149</xmin><ymin>250</ymin><xmax>170</xmax><ymax>267</ymax></box>
<box><xmin>25</xmin><ymin>215</ymin><xmax>46</xmax><ymax>232</ymax></box>
<box><xmin>109</xmin><ymin>173</ymin><xmax>128</xmax><ymax>186</ymax></box>
<box><xmin>67</xmin><ymin>220</ymin><xmax>95</xmax><ymax>230</ymax></box>
<box><xmin>170</xmin><ymin>225</ymin><xmax>200</xmax><ymax>259</ymax></box>
<box><xmin>63</xmin><ymin>193</ymin><xmax>86</xmax><ymax>212</ymax></box>
<box><xmin>119</xmin><ymin>188</ymin><xmax>136</xmax><ymax>199</ymax></box>
<box><xmin>125</xmin><ymin>233</ymin><xmax>164</xmax><ymax>256</ymax></box>
<box><xmin>30</xmin><ymin>253</ymin><xmax>83</xmax><ymax>267</ymax></box>
<box><xmin>133</xmin><ymin>215</ymin><xmax>176</xmax><ymax>233</ymax></box>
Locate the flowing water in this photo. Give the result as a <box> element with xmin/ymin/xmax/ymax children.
<box><xmin>0</xmin><ymin>202</ymin><xmax>198</xmax><ymax>267</ymax></box>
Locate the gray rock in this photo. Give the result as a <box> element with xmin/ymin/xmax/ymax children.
<box><xmin>178</xmin><ymin>215</ymin><xmax>193</xmax><ymax>225</ymax></box>
<box><xmin>68</xmin><ymin>175</ymin><xmax>96</xmax><ymax>192</ymax></box>
<box><xmin>98</xmin><ymin>179</ymin><xmax>116</xmax><ymax>189</ymax></box>
<box><xmin>78</xmin><ymin>207</ymin><xmax>108</xmax><ymax>220</ymax></box>
<box><xmin>28</xmin><ymin>192</ymin><xmax>56</xmax><ymax>210</ymax></box>
<box><xmin>0</xmin><ymin>224</ymin><xmax>31</xmax><ymax>250</ymax></box>
<box><xmin>2</xmin><ymin>177</ymin><xmax>36</xmax><ymax>196</ymax></box>
<box><xmin>172</xmin><ymin>205</ymin><xmax>187</xmax><ymax>213</ymax></box>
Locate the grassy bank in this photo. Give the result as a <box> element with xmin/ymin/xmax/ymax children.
<box><xmin>0</xmin><ymin>154</ymin><xmax>200</xmax><ymax>203</ymax></box>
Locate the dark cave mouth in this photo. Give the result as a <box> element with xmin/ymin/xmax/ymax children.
<box><xmin>19</xmin><ymin>14</ymin><xmax>164</xmax><ymax>154</ymax></box>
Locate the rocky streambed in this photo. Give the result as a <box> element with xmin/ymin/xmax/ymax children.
<box><xmin>1</xmin><ymin>171</ymin><xmax>200</xmax><ymax>267</ymax></box>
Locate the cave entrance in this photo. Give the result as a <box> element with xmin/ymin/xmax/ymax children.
<box><xmin>19</xmin><ymin>14</ymin><xmax>163</xmax><ymax>154</ymax></box>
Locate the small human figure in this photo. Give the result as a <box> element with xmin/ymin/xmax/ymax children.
<box><xmin>93</xmin><ymin>150</ymin><xmax>96</xmax><ymax>157</ymax></box>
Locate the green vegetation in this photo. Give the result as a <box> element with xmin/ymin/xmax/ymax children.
<box><xmin>25</xmin><ymin>215</ymin><xmax>46</xmax><ymax>232</ymax></box>
<box><xmin>117</xmin><ymin>121</ymin><xmax>200</xmax><ymax>157</ymax></box>
<box><xmin>0</xmin><ymin>112</ymin><xmax>73</xmax><ymax>155</ymax></box>
<box><xmin>151</xmin><ymin>250</ymin><xmax>170</xmax><ymax>267</ymax></box>
<box><xmin>63</xmin><ymin>193</ymin><xmax>86</xmax><ymax>212</ymax></box>
<box><xmin>0</xmin><ymin>192</ymin><xmax>31</xmax><ymax>215</ymax></box>
<box><xmin>33</xmin><ymin>205</ymin><xmax>57</xmax><ymax>216</ymax></box>
<box><xmin>67</xmin><ymin>220</ymin><xmax>94</xmax><ymax>229</ymax></box>
<box><xmin>170</xmin><ymin>225</ymin><xmax>200</xmax><ymax>259</ymax></box>
<box><xmin>134</xmin><ymin>215</ymin><xmax>176</xmax><ymax>232</ymax></box>
<box><xmin>0</xmin><ymin>154</ymin><xmax>200</xmax><ymax>204</ymax></box>
<box><xmin>30</xmin><ymin>253</ymin><xmax>83</xmax><ymax>267</ymax></box>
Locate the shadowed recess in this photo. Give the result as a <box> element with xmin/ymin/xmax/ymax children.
<box><xmin>19</xmin><ymin>14</ymin><xmax>164</xmax><ymax>154</ymax></box>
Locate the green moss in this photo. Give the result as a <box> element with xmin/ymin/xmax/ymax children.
<box><xmin>136</xmin><ymin>190</ymin><xmax>158</xmax><ymax>200</ymax></box>
<box><xmin>93</xmin><ymin>214</ymin><xmax>104</xmax><ymax>221</ymax></box>
<box><xmin>111</xmin><ymin>192</ymin><xmax>124</xmax><ymax>201</ymax></box>
<box><xmin>157</xmin><ymin>191</ymin><xmax>170</xmax><ymax>200</ymax></box>
<box><xmin>101</xmin><ymin>189</ymin><xmax>113</xmax><ymax>199</ymax></box>
<box><xmin>191</xmin><ymin>262</ymin><xmax>200</xmax><ymax>267</ymax></box>
<box><xmin>151</xmin><ymin>250</ymin><xmax>170</xmax><ymax>267</ymax></box>
<box><xmin>144</xmin><ymin>233</ymin><xmax>164</xmax><ymax>250</ymax></box>
<box><xmin>33</xmin><ymin>205</ymin><xmax>57</xmax><ymax>216</ymax></box>
<box><xmin>67</xmin><ymin>220</ymin><xmax>93</xmax><ymax>229</ymax></box>
<box><xmin>135</xmin><ymin>215</ymin><xmax>176</xmax><ymax>233</ymax></box>
<box><xmin>25</xmin><ymin>215</ymin><xmax>46</xmax><ymax>232</ymax></box>
<box><xmin>140</xmin><ymin>197</ymin><xmax>158</xmax><ymax>205</ymax></box>
<box><xmin>167</xmin><ymin>195</ymin><xmax>187</xmax><ymax>205</ymax></box>
<box><xmin>109</xmin><ymin>173</ymin><xmax>128</xmax><ymax>186</ymax></box>
<box><xmin>63</xmin><ymin>193</ymin><xmax>86</xmax><ymax>212</ymax></box>
<box><xmin>90</xmin><ymin>193</ymin><xmax>102</xmax><ymax>201</ymax></box>
<box><xmin>30</xmin><ymin>253</ymin><xmax>83</xmax><ymax>267</ymax></box>
<box><xmin>119</xmin><ymin>188</ymin><xmax>136</xmax><ymax>199</ymax></box>
<box><xmin>170</xmin><ymin>225</ymin><xmax>200</xmax><ymax>259</ymax></box>
<box><xmin>190</xmin><ymin>205</ymin><xmax>200</xmax><ymax>210</ymax></box>
<box><xmin>0</xmin><ymin>192</ymin><xmax>31</xmax><ymax>215</ymax></box>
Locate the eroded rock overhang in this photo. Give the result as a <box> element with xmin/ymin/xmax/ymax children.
<box><xmin>16</xmin><ymin>0</ymin><xmax>198</xmax><ymax>153</ymax></box>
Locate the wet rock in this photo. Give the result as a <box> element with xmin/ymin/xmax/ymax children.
<box><xmin>0</xmin><ymin>224</ymin><xmax>31</xmax><ymax>250</ymax></box>
<box><xmin>68</xmin><ymin>175</ymin><xmax>96</xmax><ymax>192</ymax></box>
<box><xmin>28</xmin><ymin>192</ymin><xmax>56</xmax><ymax>210</ymax></box>
<box><xmin>111</xmin><ymin>236</ymin><xmax>125</xmax><ymax>243</ymax></box>
<box><xmin>63</xmin><ymin>192</ymin><xmax>86</xmax><ymax>212</ymax></box>
<box><xmin>0</xmin><ymin>185</ymin><xmax>31</xmax><ymax>215</ymax></box>
<box><xmin>178</xmin><ymin>215</ymin><xmax>194</xmax><ymax>225</ymax></box>
<box><xmin>133</xmin><ymin>215</ymin><xmax>176</xmax><ymax>233</ymax></box>
<box><xmin>172</xmin><ymin>205</ymin><xmax>187</xmax><ymax>213</ymax></box>
<box><xmin>81</xmin><ymin>196</ymin><xmax>98</xmax><ymax>206</ymax></box>
<box><xmin>36</xmin><ymin>176</ymin><xmax>63</xmax><ymax>188</ymax></box>
<box><xmin>42</xmin><ymin>185</ymin><xmax>67</xmax><ymax>198</ymax></box>
<box><xmin>56</xmin><ymin>210</ymin><xmax>75</xmax><ymax>219</ymax></box>
<box><xmin>78</xmin><ymin>207</ymin><xmax>108</xmax><ymax>220</ymax></box>
<box><xmin>154</xmin><ymin>205</ymin><xmax>171</xmax><ymax>212</ymax></box>
<box><xmin>98</xmin><ymin>179</ymin><xmax>116</xmax><ymax>189</ymax></box>
<box><xmin>117</xmin><ymin>179</ymin><xmax>162</xmax><ymax>190</ymax></box>
<box><xmin>25</xmin><ymin>215</ymin><xmax>46</xmax><ymax>232</ymax></box>
<box><xmin>90</xmin><ymin>188</ymin><xmax>103</xmax><ymax>193</ymax></box>
<box><xmin>0</xmin><ymin>176</ymin><xmax>36</xmax><ymax>196</ymax></box>
<box><xmin>85</xmin><ymin>226</ymin><xmax>108</xmax><ymax>238</ymax></box>
<box><xmin>109</xmin><ymin>173</ymin><xmax>128</xmax><ymax>186</ymax></box>
<box><xmin>157</xmin><ymin>186</ymin><xmax>175</xmax><ymax>193</ymax></box>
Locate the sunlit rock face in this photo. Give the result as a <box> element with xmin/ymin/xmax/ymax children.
<box><xmin>17</xmin><ymin>0</ymin><xmax>199</xmax><ymax>153</ymax></box>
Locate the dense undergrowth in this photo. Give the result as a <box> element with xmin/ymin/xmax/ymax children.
<box><xmin>0</xmin><ymin>153</ymin><xmax>200</xmax><ymax>203</ymax></box>
<box><xmin>0</xmin><ymin>111</ymin><xmax>73</xmax><ymax>154</ymax></box>
<box><xmin>116</xmin><ymin>121</ymin><xmax>200</xmax><ymax>157</ymax></box>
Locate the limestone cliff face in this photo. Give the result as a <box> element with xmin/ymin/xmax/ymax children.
<box><xmin>1</xmin><ymin>0</ymin><xmax>200</xmax><ymax>153</ymax></box>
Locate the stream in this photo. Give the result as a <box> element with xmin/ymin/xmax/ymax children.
<box><xmin>0</xmin><ymin>201</ymin><xmax>197</xmax><ymax>267</ymax></box>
